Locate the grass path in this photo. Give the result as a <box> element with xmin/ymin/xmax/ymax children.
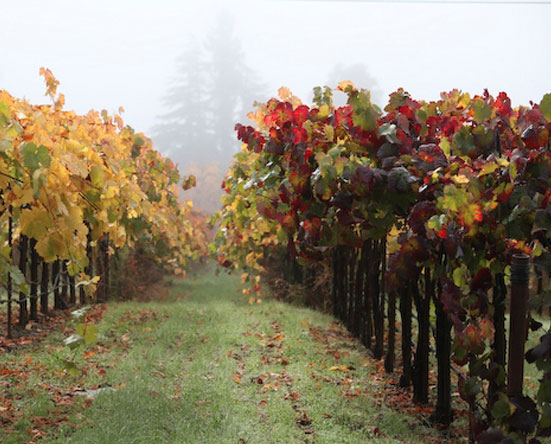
<box><xmin>1</xmin><ymin>268</ymin><xmax>454</xmax><ymax>444</ymax></box>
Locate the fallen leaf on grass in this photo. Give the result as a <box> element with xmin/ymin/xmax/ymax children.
<box><xmin>279</xmin><ymin>357</ymin><xmax>290</xmax><ymax>366</ymax></box>
<box><xmin>284</xmin><ymin>391</ymin><xmax>301</xmax><ymax>401</ymax></box>
<box><xmin>30</xmin><ymin>429</ymin><xmax>46</xmax><ymax>440</ymax></box>
<box><xmin>328</xmin><ymin>365</ymin><xmax>353</xmax><ymax>372</ymax></box>
<box><xmin>152</xmin><ymin>370</ymin><xmax>166</xmax><ymax>378</ymax></box>
<box><xmin>269</xmin><ymin>333</ymin><xmax>285</xmax><ymax>342</ymax></box>
<box><xmin>296</xmin><ymin>410</ymin><xmax>312</xmax><ymax>426</ymax></box>
<box><xmin>232</xmin><ymin>374</ymin><xmax>241</xmax><ymax>384</ymax></box>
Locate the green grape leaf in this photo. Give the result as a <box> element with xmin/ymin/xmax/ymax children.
<box><xmin>21</xmin><ymin>142</ymin><xmax>51</xmax><ymax>171</ymax></box>
<box><xmin>491</xmin><ymin>398</ymin><xmax>512</xmax><ymax>423</ymax></box>
<box><xmin>453</xmin><ymin>265</ymin><xmax>468</xmax><ymax>288</ymax></box>
<box><xmin>60</xmin><ymin>359</ymin><xmax>80</xmax><ymax>377</ymax></box>
<box><xmin>90</xmin><ymin>165</ymin><xmax>104</xmax><ymax>187</ymax></box>
<box><xmin>0</xmin><ymin>102</ymin><xmax>9</xmax><ymax>127</ymax></box>
<box><xmin>83</xmin><ymin>324</ymin><xmax>98</xmax><ymax>345</ymax></box>
<box><xmin>478</xmin><ymin>162</ymin><xmax>498</xmax><ymax>177</ymax></box>
<box><xmin>453</xmin><ymin>127</ymin><xmax>475</xmax><ymax>156</ymax></box>
<box><xmin>377</xmin><ymin>123</ymin><xmax>400</xmax><ymax>144</ymax></box>
<box><xmin>349</xmin><ymin>90</ymin><xmax>378</xmax><ymax>132</ymax></box>
<box><xmin>540</xmin><ymin>93</ymin><xmax>551</xmax><ymax>122</ymax></box>
<box><xmin>471</xmin><ymin>97</ymin><xmax>492</xmax><ymax>121</ymax></box>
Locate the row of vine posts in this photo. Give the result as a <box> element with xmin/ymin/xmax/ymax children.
<box><xmin>0</xmin><ymin>216</ymin><xmax>110</xmax><ymax>339</ymax></box>
<box><xmin>330</xmin><ymin>241</ymin><xmax>533</xmax><ymax>434</ymax></box>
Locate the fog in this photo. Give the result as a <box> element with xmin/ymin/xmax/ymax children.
<box><xmin>2</xmin><ymin>0</ymin><xmax>550</xmax><ymax>212</ymax></box>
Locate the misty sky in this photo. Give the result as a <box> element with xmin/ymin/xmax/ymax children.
<box><xmin>2</xmin><ymin>0</ymin><xmax>550</xmax><ymax>154</ymax></box>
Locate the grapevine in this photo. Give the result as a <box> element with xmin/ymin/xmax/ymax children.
<box><xmin>0</xmin><ymin>69</ymin><xmax>207</xmax><ymax>335</ymax></box>
<box><xmin>214</xmin><ymin>83</ymin><xmax>551</xmax><ymax>441</ymax></box>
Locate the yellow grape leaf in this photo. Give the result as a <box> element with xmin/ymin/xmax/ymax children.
<box><xmin>12</xmin><ymin>187</ymin><xmax>34</xmax><ymax>207</ymax></box>
<box><xmin>324</xmin><ymin>124</ymin><xmax>334</xmax><ymax>141</ymax></box>
<box><xmin>329</xmin><ymin>365</ymin><xmax>349</xmax><ymax>372</ymax></box>
<box><xmin>452</xmin><ymin>174</ymin><xmax>470</xmax><ymax>185</ymax></box>
<box><xmin>35</xmin><ymin>233</ymin><xmax>64</xmax><ymax>262</ymax></box>
<box><xmin>66</xmin><ymin>261</ymin><xmax>82</xmax><ymax>276</ymax></box>
<box><xmin>245</xmin><ymin>251</ymin><xmax>257</xmax><ymax>268</ymax></box>
<box><xmin>90</xmin><ymin>165</ymin><xmax>104</xmax><ymax>187</ymax></box>
<box><xmin>105</xmin><ymin>185</ymin><xmax>118</xmax><ymax>199</ymax></box>
<box><xmin>318</xmin><ymin>104</ymin><xmax>330</xmax><ymax>118</ymax></box>
<box><xmin>453</xmin><ymin>265</ymin><xmax>468</xmax><ymax>289</ymax></box>
<box><xmin>533</xmin><ymin>240</ymin><xmax>544</xmax><ymax>257</ymax></box>
<box><xmin>65</xmin><ymin>152</ymin><xmax>88</xmax><ymax>177</ymax></box>
<box><xmin>458</xmin><ymin>92</ymin><xmax>471</xmax><ymax>109</ymax></box>
<box><xmin>337</xmin><ymin>80</ymin><xmax>355</xmax><ymax>92</ymax></box>
<box><xmin>440</xmin><ymin>137</ymin><xmax>451</xmax><ymax>157</ymax></box>
<box><xmin>478</xmin><ymin>162</ymin><xmax>498</xmax><ymax>177</ymax></box>
<box><xmin>19</xmin><ymin>206</ymin><xmax>53</xmax><ymax>239</ymax></box>
<box><xmin>278</xmin><ymin>86</ymin><xmax>292</xmax><ymax>101</ymax></box>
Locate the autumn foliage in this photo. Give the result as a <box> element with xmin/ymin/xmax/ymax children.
<box><xmin>213</xmin><ymin>83</ymin><xmax>551</xmax><ymax>442</ymax></box>
<box><xmin>0</xmin><ymin>69</ymin><xmax>207</xmax><ymax>335</ymax></box>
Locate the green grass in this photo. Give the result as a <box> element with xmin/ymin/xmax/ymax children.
<box><xmin>1</xmin><ymin>267</ymin><xmax>459</xmax><ymax>444</ymax></box>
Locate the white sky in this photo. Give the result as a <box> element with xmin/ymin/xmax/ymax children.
<box><xmin>1</xmin><ymin>0</ymin><xmax>550</xmax><ymax>141</ymax></box>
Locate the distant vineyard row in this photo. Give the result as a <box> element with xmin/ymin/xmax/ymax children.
<box><xmin>0</xmin><ymin>69</ymin><xmax>206</xmax><ymax>336</ymax></box>
<box><xmin>213</xmin><ymin>83</ymin><xmax>551</xmax><ymax>442</ymax></box>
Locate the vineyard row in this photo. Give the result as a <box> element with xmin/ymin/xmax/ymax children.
<box><xmin>213</xmin><ymin>84</ymin><xmax>551</xmax><ymax>442</ymax></box>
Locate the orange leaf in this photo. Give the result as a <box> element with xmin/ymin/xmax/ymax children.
<box><xmin>329</xmin><ymin>365</ymin><xmax>349</xmax><ymax>372</ymax></box>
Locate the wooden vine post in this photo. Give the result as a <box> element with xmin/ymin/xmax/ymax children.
<box><xmin>6</xmin><ymin>211</ymin><xmax>13</xmax><ymax>339</ymax></box>
<box><xmin>507</xmin><ymin>254</ymin><xmax>530</xmax><ymax>398</ymax></box>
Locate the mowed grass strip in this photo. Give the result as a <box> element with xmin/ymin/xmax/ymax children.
<box><xmin>2</xmin><ymin>268</ymin><xmax>452</xmax><ymax>444</ymax></box>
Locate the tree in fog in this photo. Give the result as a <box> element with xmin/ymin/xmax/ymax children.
<box><xmin>153</xmin><ymin>42</ymin><xmax>212</xmax><ymax>163</ymax></box>
<box><xmin>206</xmin><ymin>12</ymin><xmax>265</xmax><ymax>163</ymax></box>
<box><xmin>153</xmin><ymin>11</ymin><xmax>266</xmax><ymax>168</ymax></box>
